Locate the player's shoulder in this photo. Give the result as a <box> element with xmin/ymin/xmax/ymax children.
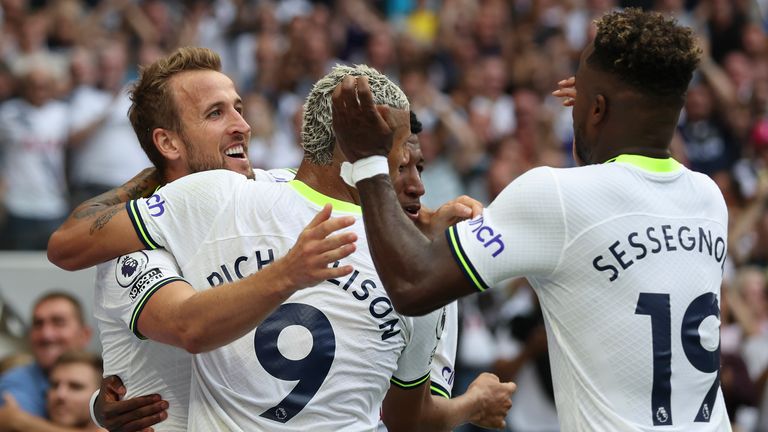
<box><xmin>252</xmin><ymin>167</ymin><xmax>297</xmax><ymax>183</ymax></box>
<box><xmin>162</xmin><ymin>169</ymin><xmax>253</xmax><ymax>195</ymax></box>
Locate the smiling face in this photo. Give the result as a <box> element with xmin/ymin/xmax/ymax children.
<box><xmin>169</xmin><ymin>69</ymin><xmax>254</xmax><ymax>179</ymax></box>
<box><xmin>29</xmin><ymin>298</ymin><xmax>90</xmax><ymax>371</ymax></box>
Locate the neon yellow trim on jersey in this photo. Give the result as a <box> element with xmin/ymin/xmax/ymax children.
<box><xmin>447</xmin><ymin>227</ymin><xmax>486</xmax><ymax>292</ymax></box>
<box><xmin>288</xmin><ymin>180</ymin><xmax>362</xmax><ymax>214</ymax></box>
<box><xmin>129</xmin><ymin>277</ymin><xmax>184</xmax><ymax>340</ymax></box>
<box><xmin>128</xmin><ymin>201</ymin><xmax>158</xmax><ymax>250</ymax></box>
<box><xmin>430</xmin><ymin>385</ymin><xmax>450</xmax><ymax>399</ymax></box>
<box><xmin>390</xmin><ymin>372</ymin><xmax>431</xmax><ymax>389</ymax></box>
<box><xmin>606</xmin><ymin>154</ymin><xmax>681</xmax><ymax>173</ymax></box>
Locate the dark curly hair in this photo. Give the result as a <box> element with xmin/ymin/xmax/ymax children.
<box><xmin>410</xmin><ymin>111</ymin><xmax>423</xmax><ymax>135</ymax></box>
<box><xmin>588</xmin><ymin>8</ymin><xmax>701</xmax><ymax>98</ymax></box>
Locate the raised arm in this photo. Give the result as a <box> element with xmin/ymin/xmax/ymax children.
<box><xmin>48</xmin><ymin>168</ymin><xmax>160</xmax><ymax>270</ymax></box>
<box><xmin>332</xmin><ymin>76</ymin><xmax>477</xmax><ymax>315</ymax></box>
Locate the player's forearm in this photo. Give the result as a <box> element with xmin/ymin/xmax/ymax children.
<box><xmin>172</xmin><ymin>261</ymin><xmax>296</xmax><ymax>353</ymax></box>
<box><xmin>356</xmin><ymin>175</ymin><xmax>453</xmax><ymax>315</ymax></box>
<box><xmin>48</xmin><ymin>168</ymin><xmax>159</xmax><ymax>270</ymax></box>
<box><xmin>415</xmin><ymin>394</ymin><xmax>476</xmax><ymax>432</ymax></box>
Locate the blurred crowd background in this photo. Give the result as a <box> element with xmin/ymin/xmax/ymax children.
<box><xmin>1</xmin><ymin>0</ymin><xmax>768</xmax><ymax>430</ymax></box>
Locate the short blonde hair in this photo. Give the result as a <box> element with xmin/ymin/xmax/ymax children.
<box><xmin>302</xmin><ymin>64</ymin><xmax>409</xmax><ymax>165</ymax></box>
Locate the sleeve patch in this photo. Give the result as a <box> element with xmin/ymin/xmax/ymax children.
<box><xmin>445</xmin><ymin>225</ymin><xmax>489</xmax><ymax>292</ymax></box>
<box><xmin>115</xmin><ymin>252</ymin><xmax>149</xmax><ymax>288</ymax></box>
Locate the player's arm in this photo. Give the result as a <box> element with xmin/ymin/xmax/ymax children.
<box><xmin>384</xmin><ymin>373</ymin><xmax>514</xmax><ymax>432</ymax></box>
<box><xmin>48</xmin><ymin>168</ymin><xmax>161</xmax><ymax>270</ymax></box>
<box><xmin>383</xmin><ymin>361</ymin><xmax>514</xmax><ymax>431</ymax></box>
<box><xmin>333</xmin><ymin>76</ymin><xmax>563</xmax><ymax>315</ymax></box>
<box><xmin>92</xmin><ymin>376</ymin><xmax>169</xmax><ymax>432</ymax></box>
<box><xmin>137</xmin><ymin>204</ymin><xmax>356</xmax><ymax>353</ymax></box>
<box><xmin>331</xmin><ymin>76</ymin><xmax>477</xmax><ymax>314</ymax></box>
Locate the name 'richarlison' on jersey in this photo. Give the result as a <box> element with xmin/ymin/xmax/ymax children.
<box><xmin>205</xmin><ymin>248</ymin><xmax>402</xmax><ymax>341</ymax></box>
<box><xmin>592</xmin><ymin>224</ymin><xmax>726</xmax><ymax>282</ymax></box>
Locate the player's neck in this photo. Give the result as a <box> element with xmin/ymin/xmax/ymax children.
<box><xmin>294</xmin><ymin>159</ymin><xmax>361</xmax><ymax>205</ymax></box>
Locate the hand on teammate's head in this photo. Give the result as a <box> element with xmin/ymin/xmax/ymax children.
<box><xmin>331</xmin><ymin>75</ymin><xmax>409</xmax><ymax>163</ymax></box>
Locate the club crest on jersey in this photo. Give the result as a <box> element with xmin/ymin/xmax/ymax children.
<box><xmin>274</xmin><ymin>407</ymin><xmax>287</xmax><ymax>421</ymax></box>
<box><xmin>467</xmin><ymin>216</ymin><xmax>505</xmax><ymax>257</ymax></box>
<box><xmin>656</xmin><ymin>406</ymin><xmax>669</xmax><ymax>424</ymax></box>
<box><xmin>116</xmin><ymin>252</ymin><xmax>148</xmax><ymax>287</ymax></box>
<box><xmin>146</xmin><ymin>194</ymin><xmax>166</xmax><ymax>217</ymax></box>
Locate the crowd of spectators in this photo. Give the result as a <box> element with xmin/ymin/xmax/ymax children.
<box><xmin>2</xmin><ymin>0</ymin><xmax>768</xmax><ymax>430</ymax></box>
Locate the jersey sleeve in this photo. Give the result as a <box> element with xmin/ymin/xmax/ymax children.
<box><xmin>429</xmin><ymin>302</ymin><xmax>458</xmax><ymax>398</ymax></box>
<box><xmin>104</xmin><ymin>249</ymin><xmax>187</xmax><ymax>339</ymax></box>
<box><xmin>125</xmin><ymin>170</ymin><xmax>244</xmax><ymax>262</ymax></box>
<box><xmin>390</xmin><ymin>308</ymin><xmax>443</xmax><ymax>390</ymax></box>
<box><xmin>446</xmin><ymin>167</ymin><xmax>566</xmax><ymax>291</ymax></box>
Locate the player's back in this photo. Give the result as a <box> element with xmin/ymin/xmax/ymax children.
<box><xmin>532</xmin><ymin>159</ymin><xmax>730</xmax><ymax>431</ymax></box>
<box><xmin>128</xmin><ymin>171</ymin><xmax>440</xmax><ymax>431</ymax></box>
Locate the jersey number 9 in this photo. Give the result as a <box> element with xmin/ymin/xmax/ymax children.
<box><xmin>254</xmin><ymin>303</ymin><xmax>336</xmax><ymax>423</ymax></box>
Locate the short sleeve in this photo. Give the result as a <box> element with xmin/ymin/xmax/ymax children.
<box><xmin>104</xmin><ymin>249</ymin><xmax>187</xmax><ymax>339</ymax></box>
<box><xmin>446</xmin><ymin>167</ymin><xmax>566</xmax><ymax>291</ymax></box>
<box><xmin>390</xmin><ymin>308</ymin><xmax>443</xmax><ymax>390</ymax></box>
<box><xmin>429</xmin><ymin>303</ymin><xmax>458</xmax><ymax>398</ymax></box>
<box><xmin>125</xmin><ymin>170</ymin><xmax>244</xmax><ymax>262</ymax></box>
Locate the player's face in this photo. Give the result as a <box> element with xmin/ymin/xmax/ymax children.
<box><xmin>30</xmin><ymin>299</ymin><xmax>90</xmax><ymax>370</ymax></box>
<box><xmin>47</xmin><ymin>363</ymin><xmax>100</xmax><ymax>428</ymax></box>
<box><xmin>171</xmin><ymin>70</ymin><xmax>254</xmax><ymax>179</ymax></box>
<box><xmin>391</xmin><ymin>135</ymin><xmax>426</xmax><ymax>222</ymax></box>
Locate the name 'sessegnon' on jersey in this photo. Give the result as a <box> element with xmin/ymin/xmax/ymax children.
<box><xmin>447</xmin><ymin>156</ymin><xmax>731</xmax><ymax>431</ymax></box>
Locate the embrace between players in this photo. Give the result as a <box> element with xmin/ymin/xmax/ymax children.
<box><xmin>48</xmin><ymin>8</ymin><xmax>732</xmax><ymax>432</ymax></box>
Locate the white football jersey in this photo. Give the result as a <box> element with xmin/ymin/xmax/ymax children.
<box><xmin>447</xmin><ymin>155</ymin><xmax>731</xmax><ymax>431</ymax></box>
<box><xmin>126</xmin><ymin>170</ymin><xmax>441</xmax><ymax>431</ymax></box>
<box><xmin>95</xmin><ymin>250</ymin><xmax>191</xmax><ymax>431</ymax></box>
<box><xmin>430</xmin><ymin>302</ymin><xmax>458</xmax><ymax>399</ymax></box>
<box><xmin>95</xmin><ymin>168</ymin><xmax>297</xmax><ymax>431</ymax></box>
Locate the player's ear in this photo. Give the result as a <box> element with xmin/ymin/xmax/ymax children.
<box><xmin>590</xmin><ymin>94</ymin><xmax>606</xmax><ymax>126</ymax></box>
<box><xmin>153</xmin><ymin>128</ymin><xmax>182</xmax><ymax>161</ymax></box>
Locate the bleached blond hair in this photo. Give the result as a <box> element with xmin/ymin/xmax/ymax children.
<box><xmin>301</xmin><ymin>64</ymin><xmax>409</xmax><ymax>165</ymax></box>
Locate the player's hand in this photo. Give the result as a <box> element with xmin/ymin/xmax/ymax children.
<box><xmin>465</xmin><ymin>372</ymin><xmax>516</xmax><ymax>430</ymax></box>
<box><xmin>415</xmin><ymin>196</ymin><xmax>483</xmax><ymax>239</ymax></box>
<box><xmin>281</xmin><ymin>203</ymin><xmax>357</xmax><ymax>289</ymax></box>
<box><xmin>95</xmin><ymin>375</ymin><xmax>168</xmax><ymax>432</ymax></box>
<box><xmin>331</xmin><ymin>75</ymin><xmax>410</xmax><ymax>163</ymax></box>
<box><xmin>552</xmin><ymin>76</ymin><xmax>576</xmax><ymax>107</ymax></box>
